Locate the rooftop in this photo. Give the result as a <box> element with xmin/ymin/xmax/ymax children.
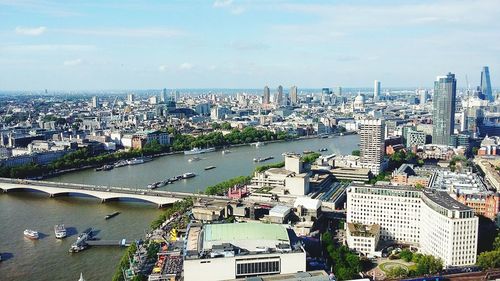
<box><xmin>201</xmin><ymin>222</ymin><xmax>292</xmax><ymax>252</ymax></box>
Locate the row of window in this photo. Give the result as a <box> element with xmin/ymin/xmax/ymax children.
<box><xmin>236</xmin><ymin>261</ymin><xmax>280</xmax><ymax>276</ymax></box>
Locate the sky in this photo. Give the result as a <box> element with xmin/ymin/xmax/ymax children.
<box><xmin>0</xmin><ymin>0</ymin><xmax>499</xmax><ymax>91</ymax></box>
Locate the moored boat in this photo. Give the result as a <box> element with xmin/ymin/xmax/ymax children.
<box><xmin>54</xmin><ymin>224</ymin><xmax>67</xmax><ymax>239</ymax></box>
<box><xmin>318</xmin><ymin>148</ymin><xmax>328</xmax><ymax>152</ymax></box>
<box><xmin>182</xmin><ymin>172</ymin><xmax>196</xmax><ymax>179</ymax></box>
<box><xmin>184</xmin><ymin>147</ymin><xmax>216</xmax><ymax>155</ymax></box>
<box><xmin>204</xmin><ymin>166</ymin><xmax>216</xmax><ymax>170</ymax></box>
<box><xmin>24</xmin><ymin>229</ymin><xmax>39</xmax><ymax>240</ymax></box>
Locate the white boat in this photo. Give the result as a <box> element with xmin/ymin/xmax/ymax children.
<box><xmin>184</xmin><ymin>147</ymin><xmax>216</xmax><ymax>155</ymax></box>
<box><xmin>54</xmin><ymin>224</ymin><xmax>67</xmax><ymax>239</ymax></box>
<box><xmin>188</xmin><ymin>156</ymin><xmax>201</xmax><ymax>162</ymax></box>
<box><xmin>252</xmin><ymin>142</ymin><xmax>264</xmax><ymax>147</ymax></box>
<box><xmin>127</xmin><ymin>158</ymin><xmax>144</xmax><ymax>165</ymax></box>
<box><xmin>182</xmin><ymin>172</ymin><xmax>196</xmax><ymax>179</ymax></box>
<box><xmin>24</xmin><ymin>229</ymin><xmax>39</xmax><ymax>240</ymax></box>
<box><xmin>222</xmin><ymin>149</ymin><xmax>231</xmax><ymax>154</ymax></box>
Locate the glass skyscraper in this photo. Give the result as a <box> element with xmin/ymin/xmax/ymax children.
<box><xmin>481</xmin><ymin>66</ymin><xmax>493</xmax><ymax>102</ymax></box>
<box><xmin>432</xmin><ymin>73</ymin><xmax>456</xmax><ymax>145</ymax></box>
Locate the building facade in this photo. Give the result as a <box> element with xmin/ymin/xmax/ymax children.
<box><xmin>432</xmin><ymin>73</ymin><xmax>457</xmax><ymax>145</ymax></box>
<box><xmin>347</xmin><ymin>184</ymin><xmax>478</xmax><ymax>267</ymax></box>
<box><xmin>359</xmin><ymin>119</ymin><xmax>385</xmax><ymax>175</ymax></box>
<box><xmin>481</xmin><ymin>66</ymin><xmax>493</xmax><ymax>102</ymax></box>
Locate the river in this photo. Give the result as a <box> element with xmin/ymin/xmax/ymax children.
<box><xmin>0</xmin><ymin>134</ymin><xmax>359</xmax><ymax>281</ymax></box>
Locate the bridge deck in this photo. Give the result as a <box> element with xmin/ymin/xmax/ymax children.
<box><xmin>0</xmin><ymin>177</ymin><xmax>231</xmax><ymax>207</ymax></box>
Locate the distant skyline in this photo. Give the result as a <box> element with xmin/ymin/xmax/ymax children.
<box><xmin>0</xmin><ymin>0</ymin><xmax>499</xmax><ymax>90</ymax></box>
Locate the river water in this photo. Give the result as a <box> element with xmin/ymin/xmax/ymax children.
<box><xmin>0</xmin><ymin>135</ymin><xmax>358</xmax><ymax>281</ymax></box>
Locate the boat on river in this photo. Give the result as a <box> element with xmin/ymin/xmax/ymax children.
<box><xmin>188</xmin><ymin>156</ymin><xmax>201</xmax><ymax>162</ymax></box>
<box><xmin>205</xmin><ymin>166</ymin><xmax>216</xmax><ymax>170</ymax></box>
<box><xmin>105</xmin><ymin>212</ymin><xmax>120</xmax><ymax>220</ymax></box>
<box><xmin>253</xmin><ymin>156</ymin><xmax>274</xmax><ymax>163</ymax></box>
<box><xmin>184</xmin><ymin>147</ymin><xmax>216</xmax><ymax>155</ymax></box>
<box><xmin>182</xmin><ymin>172</ymin><xmax>196</xmax><ymax>179</ymax></box>
<box><xmin>24</xmin><ymin>229</ymin><xmax>39</xmax><ymax>240</ymax></box>
<box><xmin>54</xmin><ymin>224</ymin><xmax>67</xmax><ymax>239</ymax></box>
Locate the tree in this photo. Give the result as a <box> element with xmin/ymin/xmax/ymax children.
<box><xmin>351</xmin><ymin>150</ymin><xmax>360</xmax><ymax>156</ymax></box>
<box><xmin>387</xmin><ymin>266</ymin><xmax>408</xmax><ymax>278</ymax></box>
<box><xmin>477</xmin><ymin>250</ymin><xmax>500</xmax><ymax>269</ymax></box>
<box><xmin>400</xmin><ymin>249</ymin><xmax>413</xmax><ymax>262</ymax></box>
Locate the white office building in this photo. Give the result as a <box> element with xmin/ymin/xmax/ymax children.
<box><xmin>359</xmin><ymin>119</ymin><xmax>385</xmax><ymax>175</ymax></box>
<box><xmin>347</xmin><ymin>184</ymin><xmax>478</xmax><ymax>267</ymax></box>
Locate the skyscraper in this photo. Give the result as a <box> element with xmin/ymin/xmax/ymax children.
<box><xmin>161</xmin><ymin>88</ymin><xmax>167</xmax><ymax>103</ymax></box>
<box><xmin>290</xmin><ymin>86</ymin><xmax>298</xmax><ymax>105</ymax></box>
<box><xmin>127</xmin><ymin>93</ymin><xmax>135</xmax><ymax>103</ymax></box>
<box><xmin>418</xmin><ymin>89</ymin><xmax>428</xmax><ymax>105</ymax></box>
<box><xmin>481</xmin><ymin>66</ymin><xmax>493</xmax><ymax>102</ymax></box>
<box><xmin>432</xmin><ymin>73</ymin><xmax>457</xmax><ymax>145</ymax></box>
<box><xmin>91</xmin><ymin>96</ymin><xmax>99</xmax><ymax>108</ymax></box>
<box><xmin>337</xmin><ymin>86</ymin><xmax>342</xmax><ymax>96</ymax></box>
<box><xmin>276</xmin><ymin>85</ymin><xmax>283</xmax><ymax>105</ymax></box>
<box><xmin>374</xmin><ymin>80</ymin><xmax>381</xmax><ymax>100</ymax></box>
<box><xmin>263</xmin><ymin>86</ymin><xmax>270</xmax><ymax>104</ymax></box>
<box><xmin>359</xmin><ymin>119</ymin><xmax>385</xmax><ymax>175</ymax></box>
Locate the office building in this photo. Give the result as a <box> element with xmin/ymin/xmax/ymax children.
<box><xmin>276</xmin><ymin>85</ymin><xmax>284</xmax><ymax>106</ymax></box>
<box><xmin>91</xmin><ymin>96</ymin><xmax>99</xmax><ymax>108</ymax></box>
<box><xmin>161</xmin><ymin>88</ymin><xmax>167</xmax><ymax>103</ymax></box>
<box><xmin>359</xmin><ymin>119</ymin><xmax>385</xmax><ymax>175</ymax></box>
<box><xmin>337</xmin><ymin>86</ymin><xmax>342</xmax><ymax>96</ymax></box>
<box><xmin>347</xmin><ymin>184</ymin><xmax>478</xmax><ymax>267</ymax></box>
<box><xmin>184</xmin><ymin>222</ymin><xmax>306</xmax><ymax>281</ymax></box>
<box><xmin>481</xmin><ymin>66</ymin><xmax>493</xmax><ymax>102</ymax></box>
<box><xmin>432</xmin><ymin>73</ymin><xmax>456</xmax><ymax>145</ymax></box>
<box><xmin>374</xmin><ymin>80</ymin><xmax>380</xmax><ymax>100</ymax></box>
<box><xmin>290</xmin><ymin>86</ymin><xmax>298</xmax><ymax>105</ymax></box>
<box><xmin>127</xmin><ymin>93</ymin><xmax>135</xmax><ymax>103</ymax></box>
<box><xmin>263</xmin><ymin>86</ymin><xmax>271</xmax><ymax>105</ymax></box>
<box><xmin>418</xmin><ymin>89</ymin><xmax>428</xmax><ymax>105</ymax></box>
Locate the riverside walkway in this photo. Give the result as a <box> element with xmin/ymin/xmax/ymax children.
<box><xmin>0</xmin><ymin>177</ymin><xmax>230</xmax><ymax>207</ymax></box>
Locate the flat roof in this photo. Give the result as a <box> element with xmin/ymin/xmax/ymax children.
<box><xmin>203</xmin><ymin>222</ymin><xmax>290</xmax><ymax>246</ymax></box>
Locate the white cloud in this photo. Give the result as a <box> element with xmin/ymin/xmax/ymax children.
<box><xmin>63</xmin><ymin>58</ymin><xmax>83</xmax><ymax>66</ymax></box>
<box><xmin>158</xmin><ymin>65</ymin><xmax>168</xmax><ymax>72</ymax></box>
<box><xmin>179</xmin><ymin>63</ymin><xmax>193</xmax><ymax>70</ymax></box>
<box><xmin>15</xmin><ymin>26</ymin><xmax>47</xmax><ymax>36</ymax></box>
<box><xmin>213</xmin><ymin>0</ymin><xmax>232</xmax><ymax>8</ymax></box>
<box><xmin>0</xmin><ymin>44</ymin><xmax>95</xmax><ymax>52</ymax></box>
<box><xmin>57</xmin><ymin>27</ymin><xmax>183</xmax><ymax>38</ymax></box>
<box><xmin>213</xmin><ymin>0</ymin><xmax>245</xmax><ymax>15</ymax></box>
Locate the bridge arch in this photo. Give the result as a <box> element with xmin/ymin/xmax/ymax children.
<box><xmin>103</xmin><ymin>196</ymin><xmax>165</xmax><ymax>206</ymax></box>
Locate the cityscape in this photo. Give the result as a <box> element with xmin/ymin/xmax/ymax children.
<box><xmin>1</xmin><ymin>1</ymin><xmax>500</xmax><ymax>281</ymax></box>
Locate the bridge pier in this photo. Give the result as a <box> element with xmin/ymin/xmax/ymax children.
<box><xmin>101</xmin><ymin>198</ymin><xmax>107</xmax><ymax>203</ymax></box>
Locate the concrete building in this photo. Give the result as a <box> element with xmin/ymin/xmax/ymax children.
<box><xmin>433</xmin><ymin>73</ymin><xmax>457</xmax><ymax>145</ymax></box>
<box><xmin>347</xmin><ymin>184</ymin><xmax>478</xmax><ymax>267</ymax></box>
<box><xmin>359</xmin><ymin>119</ymin><xmax>385</xmax><ymax>175</ymax></box>
<box><xmin>184</xmin><ymin>222</ymin><xmax>306</xmax><ymax>281</ymax></box>
<box><xmin>346</xmin><ymin>223</ymin><xmax>380</xmax><ymax>257</ymax></box>
<box><xmin>263</xmin><ymin>86</ymin><xmax>271</xmax><ymax>105</ymax></box>
<box><xmin>91</xmin><ymin>96</ymin><xmax>99</xmax><ymax>108</ymax></box>
<box><xmin>290</xmin><ymin>86</ymin><xmax>298</xmax><ymax>105</ymax></box>
<box><xmin>373</xmin><ymin>80</ymin><xmax>380</xmax><ymax>101</ymax></box>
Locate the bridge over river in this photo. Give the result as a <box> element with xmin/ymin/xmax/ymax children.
<box><xmin>0</xmin><ymin>177</ymin><xmax>229</xmax><ymax>207</ymax></box>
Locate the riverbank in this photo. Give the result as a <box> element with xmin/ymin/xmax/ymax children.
<box><xmin>42</xmin><ymin>132</ymin><xmax>348</xmax><ymax>180</ymax></box>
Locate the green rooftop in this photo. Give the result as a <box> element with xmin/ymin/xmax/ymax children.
<box><xmin>203</xmin><ymin>223</ymin><xmax>289</xmax><ymax>243</ymax></box>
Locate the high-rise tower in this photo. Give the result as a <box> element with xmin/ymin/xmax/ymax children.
<box><xmin>290</xmin><ymin>86</ymin><xmax>298</xmax><ymax>105</ymax></box>
<box><xmin>432</xmin><ymin>73</ymin><xmax>457</xmax><ymax>145</ymax></box>
<box><xmin>359</xmin><ymin>119</ymin><xmax>385</xmax><ymax>175</ymax></box>
<box><xmin>374</xmin><ymin>80</ymin><xmax>381</xmax><ymax>100</ymax></box>
<box><xmin>263</xmin><ymin>86</ymin><xmax>270</xmax><ymax>104</ymax></box>
<box><xmin>481</xmin><ymin>66</ymin><xmax>493</xmax><ymax>102</ymax></box>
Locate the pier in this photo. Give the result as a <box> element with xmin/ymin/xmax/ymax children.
<box><xmin>87</xmin><ymin>239</ymin><xmax>131</xmax><ymax>247</ymax></box>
